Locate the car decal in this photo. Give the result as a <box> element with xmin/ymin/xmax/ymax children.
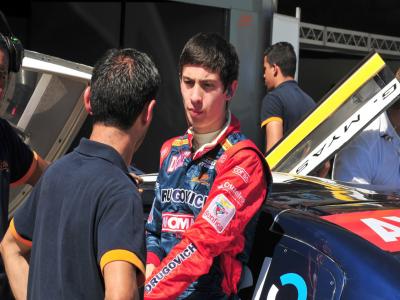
<box><xmin>266</xmin><ymin>273</ymin><xmax>307</xmax><ymax>300</ymax></box>
<box><xmin>321</xmin><ymin>209</ymin><xmax>400</xmax><ymax>252</ymax></box>
<box><xmin>290</xmin><ymin>78</ymin><xmax>400</xmax><ymax>175</ymax></box>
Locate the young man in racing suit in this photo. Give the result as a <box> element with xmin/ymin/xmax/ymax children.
<box><xmin>145</xmin><ymin>32</ymin><xmax>272</xmax><ymax>299</ymax></box>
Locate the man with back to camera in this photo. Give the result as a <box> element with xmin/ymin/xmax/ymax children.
<box><xmin>0</xmin><ymin>28</ymin><xmax>47</xmax><ymax>299</ymax></box>
<box><xmin>332</xmin><ymin>67</ymin><xmax>400</xmax><ymax>189</ymax></box>
<box><xmin>260</xmin><ymin>41</ymin><xmax>315</xmax><ymax>153</ymax></box>
<box><xmin>0</xmin><ymin>48</ymin><xmax>161</xmax><ymax>299</ymax></box>
<box><xmin>144</xmin><ymin>32</ymin><xmax>272</xmax><ymax>299</ymax></box>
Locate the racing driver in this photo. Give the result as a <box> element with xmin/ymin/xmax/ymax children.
<box><xmin>144</xmin><ymin>32</ymin><xmax>272</xmax><ymax>299</ymax></box>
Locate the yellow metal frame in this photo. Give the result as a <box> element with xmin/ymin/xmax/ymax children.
<box><xmin>266</xmin><ymin>52</ymin><xmax>386</xmax><ymax>170</ymax></box>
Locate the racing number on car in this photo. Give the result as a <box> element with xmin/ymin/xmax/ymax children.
<box><xmin>322</xmin><ymin>210</ymin><xmax>400</xmax><ymax>252</ymax></box>
<box><xmin>361</xmin><ymin>216</ymin><xmax>400</xmax><ymax>242</ymax></box>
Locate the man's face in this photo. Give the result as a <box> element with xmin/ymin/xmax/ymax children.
<box><xmin>263</xmin><ymin>56</ymin><xmax>275</xmax><ymax>90</ymax></box>
<box><xmin>0</xmin><ymin>47</ymin><xmax>9</xmax><ymax>102</ymax></box>
<box><xmin>180</xmin><ymin>65</ymin><xmax>229</xmax><ymax>134</ymax></box>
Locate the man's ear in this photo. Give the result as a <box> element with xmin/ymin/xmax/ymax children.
<box><xmin>83</xmin><ymin>86</ymin><xmax>93</xmax><ymax>115</ymax></box>
<box><xmin>142</xmin><ymin>99</ymin><xmax>156</xmax><ymax>125</ymax></box>
<box><xmin>273</xmin><ymin>64</ymin><xmax>280</xmax><ymax>77</ymax></box>
<box><xmin>226</xmin><ymin>80</ymin><xmax>238</xmax><ymax>101</ymax></box>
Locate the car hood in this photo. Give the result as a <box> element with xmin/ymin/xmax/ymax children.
<box><xmin>270</xmin><ymin>172</ymin><xmax>400</xmax><ymax>214</ymax></box>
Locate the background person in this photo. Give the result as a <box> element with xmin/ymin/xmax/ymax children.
<box><xmin>0</xmin><ymin>48</ymin><xmax>161</xmax><ymax>299</ymax></box>
<box><xmin>332</xmin><ymin>68</ymin><xmax>400</xmax><ymax>189</ymax></box>
<box><xmin>0</xmin><ymin>28</ymin><xmax>47</xmax><ymax>299</ymax></box>
<box><xmin>145</xmin><ymin>32</ymin><xmax>271</xmax><ymax>299</ymax></box>
<box><xmin>260</xmin><ymin>41</ymin><xmax>315</xmax><ymax>153</ymax></box>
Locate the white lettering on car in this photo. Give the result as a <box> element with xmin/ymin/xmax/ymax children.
<box><xmin>361</xmin><ymin>216</ymin><xmax>400</xmax><ymax>242</ymax></box>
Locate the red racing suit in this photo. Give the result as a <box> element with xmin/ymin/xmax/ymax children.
<box><xmin>145</xmin><ymin>114</ymin><xmax>271</xmax><ymax>299</ymax></box>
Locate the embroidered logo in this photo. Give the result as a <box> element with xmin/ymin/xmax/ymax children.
<box><xmin>233</xmin><ymin>166</ymin><xmax>250</xmax><ymax>183</ymax></box>
<box><xmin>161</xmin><ymin>188</ymin><xmax>207</xmax><ymax>209</ymax></box>
<box><xmin>145</xmin><ymin>243</ymin><xmax>197</xmax><ymax>294</ymax></box>
<box><xmin>217</xmin><ymin>181</ymin><xmax>245</xmax><ymax>206</ymax></box>
<box><xmin>167</xmin><ymin>151</ymin><xmax>191</xmax><ymax>173</ymax></box>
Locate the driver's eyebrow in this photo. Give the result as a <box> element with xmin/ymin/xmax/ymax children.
<box><xmin>182</xmin><ymin>76</ymin><xmax>217</xmax><ymax>84</ymax></box>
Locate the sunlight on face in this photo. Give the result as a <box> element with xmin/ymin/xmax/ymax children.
<box><xmin>180</xmin><ymin>65</ymin><xmax>229</xmax><ymax>134</ymax></box>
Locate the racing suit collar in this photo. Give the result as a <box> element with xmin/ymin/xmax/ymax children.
<box><xmin>187</xmin><ymin>111</ymin><xmax>241</xmax><ymax>160</ymax></box>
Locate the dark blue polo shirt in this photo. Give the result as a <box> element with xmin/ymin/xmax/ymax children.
<box><xmin>260</xmin><ymin>80</ymin><xmax>316</xmax><ymax>134</ymax></box>
<box><xmin>12</xmin><ymin>138</ymin><xmax>145</xmax><ymax>299</ymax></box>
<box><xmin>0</xmin><ymin>118</ymin><xmax>34</xmax><ymax>299</ymax></box>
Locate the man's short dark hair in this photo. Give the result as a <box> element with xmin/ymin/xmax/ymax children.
<box><xmin>179</xmin><ymin>32</ymin><xmax>239</xmax><ymax>90</ymax></box>
<box><xmin>264</xmin><ymin>42</ymin><xmax>296</xmax><ymax>78</ymax></box>
<box><xmin>90</xmin><ymin>48</ymin><xmax>161</xmax><ymax>130</ymax></box>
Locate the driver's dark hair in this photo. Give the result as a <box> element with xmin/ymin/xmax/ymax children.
<box><xmin>264</xmin><ymin>42</ymin><xmax>296</xmax><ymax>77</ymax></box>
<box><xmin>90</xmin><ymin>48</ymin><xmax>161</xmax><ymax>130</ymax></box>
<box><xmin>179</xmin><ymin>32</ymin><xmax>239</xmax><ymax>90</ymax></box>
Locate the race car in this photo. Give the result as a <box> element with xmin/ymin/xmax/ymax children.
<box><xmin>243</xmin><ymin>173</ymin><xmax>400</xmax><ymax>299</ymax></box>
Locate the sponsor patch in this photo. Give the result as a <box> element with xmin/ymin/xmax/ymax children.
<box><xmin>167</xmin><ymin>151</ymin><xmax>191</xmax><ymax>173</ymax></box>
<box><xmin>162</xmin><ymin>213</ymin><xmax>194</xmax><ymax>233</ymax></box>
<box><xmin>233</xmin><ymin>166</ymin><xmax>250</xmax><ymax>183</ymax></box>
<box><xmin>217</xmin><ymin>181</ymin><xmax>245</xmax><ymax>206</ymax></box>
<box><xmin>161</xmin><ymin>188</ymin><xmax>207</xmax><ymax>209</ymax></box>
<box><xmin>144</xmin><ymin>243</ymin><xmax>197</xmax><ymax>294</ymax></box>
<box><xmin>202</xmin><ymin>194</ymin><xmax>236</xmax><ymax>233</ymax></box>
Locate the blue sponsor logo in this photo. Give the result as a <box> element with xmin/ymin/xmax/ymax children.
<box><xmin>267</xmin><ymin>272</ymin><xmax>307</xmax><ymax>300</ymax></box>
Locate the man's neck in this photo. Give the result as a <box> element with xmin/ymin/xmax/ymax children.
<box><xmin>274</xmin><ymin>76</ymin><xmax>294</xmax><ymax>89</ymax></box>
<box><xmin>89</xmin><ymin>123</ymin><xmax>135</xmax><ymax>166</ymax></box>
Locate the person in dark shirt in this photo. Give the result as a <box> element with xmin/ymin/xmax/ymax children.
<box><xmin>260</xmin><ymin>42</ymin><xmax>315</xmax><ymax>153</ymax></box>
<box><xmin>0</xmin><ymin>29</ymin><xmax>47</xmax><ymax>299</ymax></box>
<box><xmin>1</xmin><ymin>48</ymin><xmax>161</xmax><ymax>299</ymax></box>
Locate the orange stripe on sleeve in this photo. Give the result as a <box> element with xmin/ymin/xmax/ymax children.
<box><xmin>100</xmin><ymin>249</ymin><xmax>145</xmax><ymax>286</ymax></box>
<box><xmin>9</xmin><ymin>219</ymin><xmax>32</xmax><ymax>248</ymax></box>
<box><xmin>260</xmin><ymin>116</ymin><xmax>283</xmax><ymax>128</ymax></box>
<box><xmin>10</xmin><ymin>151</ymin><xmax>39</xmax><ymax>188</ymax></box>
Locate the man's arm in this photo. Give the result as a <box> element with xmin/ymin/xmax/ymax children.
<box><xmin>104</xmin><ymin>261</ymin><xmax>139</xmax><ymax>300</ymax></box>
<box><xmin>0</xmin><ymin>225</ymin><xmax>31</xmax><ymax>300</ymax></box>
<box><xmin>25</xmin><ymin>154</ymin><xmax>49</xmax><ymax>186</ymax></box>
<box><xmin>265</xmin><ymin>119</ymin><xmax>283</xmax><ymax>153</ymax></box>
<box><xmin>144</xmin><ymin>147</ymin><xmax>269</xmax><ymax>299</ymax></box>
<box><xmin>260</xmin><ymin>94</ymin><xmax>284</xmax><ymax>154</ymax></box>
